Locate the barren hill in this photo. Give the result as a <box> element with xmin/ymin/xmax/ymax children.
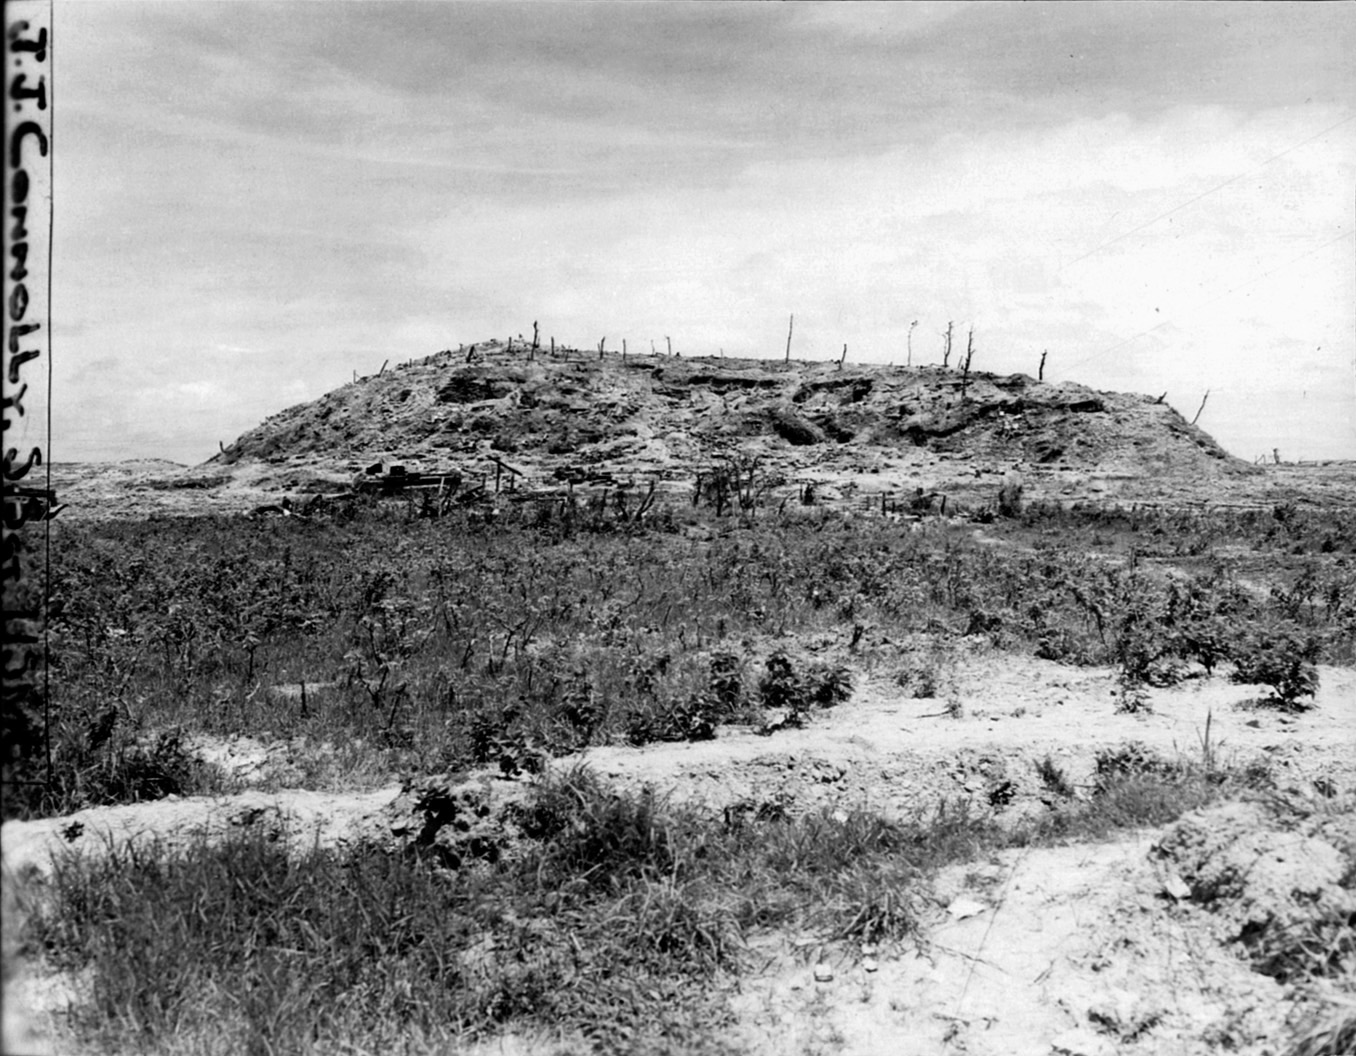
<box><xmin>209</xmin><ymin>341</ymin><xmax>1260</xmax><ymax>512</ymax></box>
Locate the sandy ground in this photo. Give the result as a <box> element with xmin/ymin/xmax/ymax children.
<box><xmin>4</xmin><ymin>660</ymin><xmax>1353</xmax><ymax>1055</ymax></box>
<box><xmin>732</xmin><ymin>833</ymin><xmax>1282</xmax><ymax>1056</ymax></box>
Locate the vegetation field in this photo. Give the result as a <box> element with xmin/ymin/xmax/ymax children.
<box><xmin>4</xmin><ymin>493</ymin><xmax>1355</xmax><ymax>1055</ymax></box>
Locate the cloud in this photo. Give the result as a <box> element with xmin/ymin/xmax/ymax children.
<box><xmin>406</xmin><ymin>100</ymin><xmax>1353</xmax><ymax>458</ymax></box>
<box><xmin>48</xmin><ymin>3</ymin><xmax>1356</xmax><ymax>463</ymax></box>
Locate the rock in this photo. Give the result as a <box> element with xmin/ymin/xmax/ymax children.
<box><xmin>946</xmin><ymin>897</ymin><xmax>988</xmax><ymax>920</ymax></box>
<box><xmin>1160</xmin><ymin>871</ymin><xmax>1191</xmax><ymax>901</ymax></box>
<box><xmin>1087</xmin><ymin>987</ymin><xmax>1146</xmax><ymax>1038</ymax></box>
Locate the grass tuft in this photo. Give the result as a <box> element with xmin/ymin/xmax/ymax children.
<box><xmin>1286</xmin><ymin>989</ymin><xmax>1356</xmax><ymax>1056</ymax></box>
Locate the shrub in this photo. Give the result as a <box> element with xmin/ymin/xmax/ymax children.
<box><xmin>625</xmin><ymin>691</ymin><xmax>723</xmax><ymax>746</ymax></box>
<box><xmin>757</xmin><ymin>652</ymin><xmax>853</xmax><ymax>732</ymax></box>
<box><xmin>1092</xmin><ymin>743</ymin><xmax>1174</xmax><ymax>794</ymax></box>
<box><xmin>808</xmin><ymin>662</ymin><xmax>854</xmax><ymax>708</ymax></box>
<box><xmin>706</xmin><ymin>650</ymin><xmax>745</xmax><ymax>713</ymax></box>
<box><xmin>1114</xmin><ymin>673</ymin><xmax>1154</xmax><ymax>715</ymax></box>
<box><xmin>1036</xmin><ymin>755</ymin><xmax>1076</xmax><ymax>799</ymax></box>
<box><xmin>1230</xmin><ymin>624</ymin><xmax>1322</xmax><ymax>710</ymax></box>
<box><xmin>759</xmin><ymin>652</ymin><xmax>806</xmax><ymax>719</ymax></box>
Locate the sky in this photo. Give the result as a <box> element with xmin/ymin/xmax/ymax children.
<box><xmin>52</xmin><ymin>1</ymin><xmax>1356</xmax><ymax>464</ymax></box>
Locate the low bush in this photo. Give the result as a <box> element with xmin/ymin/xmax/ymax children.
<box><xmin>1230</xmin><ymin>623</ymin><xmax>1322</xmax><ymax>710</ymax></box>
<box><xmin>757</xmin><ymin>651</ymin><xmax>854</xmax><ymax>730</ymax></box>
<box><xmin>1036</xmin><ymin>755</ymin><xmax>1076</xmax><ymax>799</ymax></box>
<box><xmin>1091</xmin><ymin>742</ymin><xmax>1177</xmax><ymax>793</ymax></box>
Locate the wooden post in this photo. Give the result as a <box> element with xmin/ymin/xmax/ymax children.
<box><xmin>666</xmin><ymin>336</ymin><xmax>672</xmax><ymax>356</ymax></box>
<box><xmin>532</xmin><ymin>321</ymin><xmax>540</xmax><ymax>350</ymax></box>
<box><xmin>598</xmin><ymin>337</ymin><xmax>606</xmax><ymax>359</ymax></box>
<box><xmin>942</xmin><ymin>321</ymin><xmax>953</xmax><ymax>368</ymax></box>
<box><xmin>785</xmin><ymin>314</ymin><xmax>794</xmax><ymax>363</ymax></box>
<box><xmin>378</xmin><ymin>358</ymin><xmax>389</xmax><ymax>375</ymax></box>
<box><xmin>839</xmin><ymin>343</ymin><xmax>848</xmax><ymax>369</ymax></box>
<box><xmin>622</xmin><ymin>338</ymin><xmax>627</xmax><ymax>359</ymax></box>
<box><xmin>551</xmin><ymin>336</ymin><xmax>555</xmax><ymax>355</ymax></box>
<box><xmin>907</xmin><ymin>320</ymin><xmax>918</xmax><ymax>367</ymax></box>
<box><xmin>1039</xmin><ymin>349</ymin><xmax>1047</xmax><ymax>381</ymax></box>
<box><xmin>1191</xmin><ymin>389</ymin><xmax>1210</xmax><ymax>425</ymax></box>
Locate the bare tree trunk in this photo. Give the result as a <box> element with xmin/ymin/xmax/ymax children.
<box><xmin>943</xmin><ymin>321</ymin><xmax>953</xmax><ymax>368</ymax></box>
<box><xmin>839</xmin><ymin>343</ymin><xmax>848</xmax><ymax>370</ymax></box>
<box><xmin>1039</xmin><ymin>349</ymin><xmax>1047</xmax><ymax>381</ymax></box>
<box><xmin>960</xmin><ymin>328</ymin><xmax>975</xmax><ymax>401</ymax></box>
<box><xmin>1191</xmin><ymin>389</ymin><xmax>1210</xmax><ymax>425</ymax></box>
<box><xmin>907</xmin><ymin>320</ymin><xmax>918</xmax><ymax>367</ymax></box>
<box><xmin>785</xmin><ymin>313</ymin><xmax>794</xmax><ymax>363</ymax></box>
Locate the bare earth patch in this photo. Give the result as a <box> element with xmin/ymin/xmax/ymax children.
<box><xmin>733</xmin><ymin>826</ymin><xmax>1292</xmax><ymax>1056</ymax></box>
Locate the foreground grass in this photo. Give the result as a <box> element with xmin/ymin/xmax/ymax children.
<box><xmin>16</xmin><ymin>757</ymin><xmax>1306</xmax><ymax>1056</ymax></box>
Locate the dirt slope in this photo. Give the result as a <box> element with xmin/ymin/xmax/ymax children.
<box><xmin>221</xmin><ymin>343</ymin><xmax>1239</xmax><ymax>470</ymax></box>
<box><xmin>208</xmin><ymin>343</ymin><xmax>1257</xmax><ymax>508</ymax></box>
<box><xmin>46</xmin><ymin>344</ymin><xmax>1356</xmax><ymax>519</ymax></box>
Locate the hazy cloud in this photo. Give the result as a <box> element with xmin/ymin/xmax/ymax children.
<box><xmin>52</xmin><ymin>1</ymin><xmax>1354</xmax><ymax>462</ymax></box>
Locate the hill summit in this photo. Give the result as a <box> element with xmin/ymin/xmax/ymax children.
<box><xmin>213</xmin><ymin>340</ymin><xmax>1255</xmax><ymax>511</ymax></box>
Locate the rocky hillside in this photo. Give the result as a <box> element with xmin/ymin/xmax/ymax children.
<box><xmin>211</xmin><ymin>340</ymin><xmax>1254</xmax><ymax>511</ymax></box>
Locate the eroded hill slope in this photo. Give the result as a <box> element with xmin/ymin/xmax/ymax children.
<box><xmin>208</xmin><ymin>341</ymin><xmax>1258</xmax><ymax>511</ymax></box>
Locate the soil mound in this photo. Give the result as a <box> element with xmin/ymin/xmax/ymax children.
<box><xmin>207</xmin><ymin>342</ymin><xmax>1257</xmax><ymax>510</ymax></box>
<box><xmin>1152</xmin><ymin>799</ymin><xmax>1356</xmax><ymax>981</ymax></box>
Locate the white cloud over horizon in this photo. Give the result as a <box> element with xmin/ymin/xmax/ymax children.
<box><xmin>50</xmin><ymin>1</ymin><xmax>1355</xmax><ymax>464</ymax></box>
